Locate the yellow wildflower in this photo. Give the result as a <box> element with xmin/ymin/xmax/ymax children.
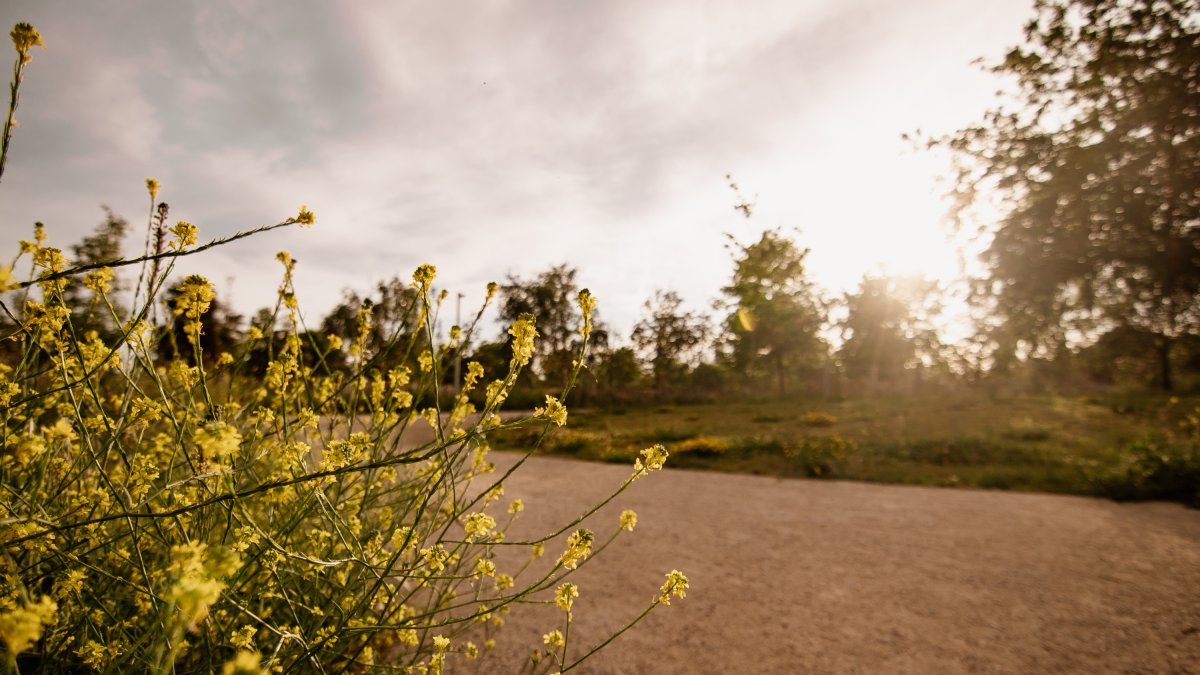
<box><xmin>535</xmin><ymin>395</ymin><xmax>568</xmax><ymax>426</ymax></box>
<box><xmin>508</xmin><ymin>314</ymin><xmax>538</xmax><ymax>367</ymax></box>
<box><xmin>543</xmin><ymin>630</ymin><xmax>564</xmax><ymax>648</ymax></box>
<box><xmin>557</xmin><ymin>528</ymin><xmax>593</xmax><ymax>570</ymax></box>
<box><xmin>554</xmin><ymin>582</ymin><xmax>578</xmax><ymax>613</ymax></box>
<box><xmin>633</xmin><ymin>444</ymin><xmax>669</xmax><ymax>478</ymax></box>
<box><xmin>658</xmin><ymin>569</ymin><xmax>689</xmax><ymax>605</ymax></box>
<box><xmin>620</xmin><ymin>510</ymin><xmax>637</xmax><ymax>532</ymax></box>
<box><xmin>10</xmin><ymin>23</ymin><xmax>44</xmax><ymax>63</ymax></box>
<box><xmin>220</xmin><ymin>651</ymin><xmax>266</xmax><ymax>675</ymax></box>
<box><xmin>169</xmin><ymin>221</ymin><xmax>198</xmax><ymax>251</ymax></box>
<box><xmin>295</xmin><ymin>205</ymin><xmax>315</xmax><ymax>226</ymax></box>
<box><xmin>578</xmin><ymin>289</ymin><xmax>597</xmax><ymax>337</ymax></box>
<box><xmin>420</xmin><ymin>544</ymin><xmax>449</xmax><ymax>572</ymax></box>
<box><xmin>0</xmin><ymin>264</ymin><xmax>14</xmax><ymax>291</ymax></box>
<box><xmin>0</xmin><ymin>596</ymin><xmax>57</xmax><ymax>653</ymax></box>
<box><xmin>463</xmin><ymin>512</ymin><xmax>496</xmax><ymax>541</ymax></box>
<box><xmin>194</xmin><ymin>421</ymin><xmax>241</xmax><ymax>462</ymax></box>
<box><xmin>412</xmin><ymin>263</ymin><xmax>436</xmax><ymax>290</ymax></box>
<box><xmin>230</xmin><ymin>625</ymin><xmax>256</xmax><ymax>649</ymax></box>
<box><xmin>472</xmin><ymin>558</ymin><xmax>496</xmax><ymax>578</ymax></box>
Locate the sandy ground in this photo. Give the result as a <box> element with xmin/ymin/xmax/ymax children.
<box><xmin>476</xmin><ymin>451</ymin><xmax>1200</xmax><ymax>674</ymax></box>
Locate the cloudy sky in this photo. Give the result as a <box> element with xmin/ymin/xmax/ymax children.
<box><xmin>0</xmin><ymin>0</ymin><xmax>1031</xmax><ymax>341</ymax></box>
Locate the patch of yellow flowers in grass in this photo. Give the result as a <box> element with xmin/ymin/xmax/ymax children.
<box><xmin>0</xmin><ymin>22</ymin><xmax>686</xmax><ymax>674</ymax></box>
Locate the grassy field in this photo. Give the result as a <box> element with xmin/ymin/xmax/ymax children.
<box><xmin>493</xmin><ymin>390</ymin><xmax>1200</xmax><ymax>501</ymax></box>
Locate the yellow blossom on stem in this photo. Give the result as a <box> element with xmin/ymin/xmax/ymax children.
<box><xmin>463</xmin><ymin>512</ymin><xmax>496</xmax><ymax>541</ymax></box>
<box><xmin>221</xmin><ymin>650</ymin><xmax>266</xmax><ymax>675</ymax></box>
<box><xmin>508</xmin><ymin>314</ymin><xmax>538</xmax><ymax>367</ymax></box>
<box><xmin>295</xmin><ymin>205</ymin><xmax>315</xmax><ymax>226</ymax></box>
<box><xmin>578</xmin><ymin>288</ymin><xmax>597</xmax><ymax>337</ymax></box>
<box><xmin>633</xmin><ymin>444</ymin><xmax>669</xmax><ymax>478</ymax></box>
<box><xmin>557</xmin><ymin>529</ymin><xmax>593</xmax><ymax>570</ymax></box>
<box><xmin>658</xmin><ymin>569</ymin><xmax>689</xmax><ymax>605</ymax></box>
<box><xmin>0</xmin><ymin>595</ymin><xmax>57</xmax><ymax>654</ymax></box>
<box><xmin>543</xmin><ymin>630</ymin><xmax>565</xmax><ymax>648</ymax></box>
<box><xmin>472</xmin><ymin>558</ymin><xmax>496</xmax><ymax>578</ymax></box>
<box><xmin>170</xmin><ymin>221</ymin><xmax>198</xmax><ymax>251</ymax></box>
<box><xmin>554</xmin><ymin>582</ymin><xmax>578</xmax><ymax>613</ymax></box>
<box><xmin>620</xmin><ymin>509</ymin><xmax>637</xmax><ymax>532</ymax></box>
<box><xmin>412</xmin><ymin>263</ymin><xmax>436</xmax><ymax>290</ymax></box>
<box><xmin>535</xmin><ymin>395</ymin><xmax>568</xmax><ymax>426</ymax></box>
<box><xmin>11</xmin><ymin>22</ymin><xmax>44</xmax><ymax>63</ymax></box>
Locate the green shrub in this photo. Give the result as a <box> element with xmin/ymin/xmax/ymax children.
<box><xmin>882</xmin><ymin>437</ymin><xmax>1054</xmax><ymax>467</ymax></box>
<box><xmin>1003</xmin><ymin>417</ymin><xmax>1054</xmax><ymax>442</ymax></box>
<box><xmin>0</xmin><ymin>25</ymin><xmax>687</xmax><ymax>673</ymax></box>
<box><xmin>1096</xmin><ymin>433</ymin><xmax>1200</xmax><ymax>507</ymax></box>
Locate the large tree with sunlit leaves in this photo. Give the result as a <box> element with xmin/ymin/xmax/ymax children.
<box><xmin>944</xmin><ymin>0</ymin><xmax>1200</xmax><ymax>389</ymax></box>
<box><xmin>721</xmin><ymin>229</ymin><xmax>826</xmax><ymax>395</ymax></box>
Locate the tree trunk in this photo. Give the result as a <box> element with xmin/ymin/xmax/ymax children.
<box><xmin>774</xmin><ymin>351</ymin><xmax>786</xmax><ymax>396</ymax></box>
<box><xmin>1157</xmin><ymin>336</ymin><xmax>1174</xmax><ymax>391</ymax></box>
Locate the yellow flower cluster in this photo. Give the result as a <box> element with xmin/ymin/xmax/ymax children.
<box><xmin>0</xmin><ymin>595</ymin><xmax>57</xmax><ymax>654</ymax></box>
<box><xmin>557</xmin><ymin>528</ymin><xmax>593</xmax><ymax>570</ymax></box>
<box><xmin>554</xmin><ymin>582</ymin><xmax>578</xmax><ymax>613</ymax></box>
<box><xmin>166</xmin><ymin>542</ymin><xmax>241</xmax><ymax>630</ymax></box>
<box><xmin>194</xmin><ymin>421</ymin><xmax>242</xmax><ymax>464</ymax></box>
<box><xmin>535</xmin><ymin>395</ymin><xmax>568</xmax><ymax>426</ymax></box>
<box><xmin>633</xmin><ymin>444</ymin><xmax>670</xmax><ymax>478</ymax></box>
<box><xmin>412</xmin><ymin>263</ymin><xmax>436</xmax><ymax>290</ymax></box>
<box><xmin>508</xmin><ymin>314</ymin><xmax>538</xmax><ymax>367</ymax></box>
<box><xmin>10</xmin><ymin>22</ymin><xmax>44</xmax><ymax>63</ymax></box>
<box><xmin>658</xmin><ymin>569</ymin><xmax>689</xmax><ymax>605</ymax></box>
<box><xmin>220</xmin><ymin>650</ymin><xmax>266</xmax><ymax>675</ymax></box>
<box><xmin>463</xmin><ymin>512</ymin><xmax>496</xmax><ymax>541</ymax></box>
<box><xmin>170</xmin><ymin>221</ymin><xmax>198</xmax><ymax>251</ymax></box>
<box><xmin>542</xmin><ymin>629</ymin><xmax>565</xmax><ymax>648</ymax></box>
<box><xmin>578</xmin><ymin>289</ymin><xmax>597</xmax><ymax>337</ymax></box>
<box><xmin>620</xmin><ymin>509</ymin><xmax>637</xmax><ymax>532</ymax></box>
<box><xmin>295</xmin><ymin>205</ymin><xmax>315</xmax><ymax>226</ymax></box>
<box><xmin>174</xmin><ymin>275</ymin><xmax>215</xmax><ymax>345</ymax></box>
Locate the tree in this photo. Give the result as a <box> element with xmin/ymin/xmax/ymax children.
<box><xmin>320</xmin><ymin>277</ymin><xmax>423</xmax><ymax>372</ymax></box>
<box><xmin>631</xmin><ymin>290</ymin><xmax>710</xmax><ymax>390</ymax></box>
<box><xmin>942</xmin><ymin>0</ymin><xmax>1200</xmax><ymax>389</ymax></box>
<box><xmin>64</xmin><ymin>209</ymin><xmax>129</xmax><ymax>336</ymax></box>
<box><xmin>156</xmin><ymin>279</ymin><xmax>241</xmax><ymax>368</ymax></box>
<box><xmin>720</xmin><ymin>228</ymin><xmax>826</xmax><ymax>395</ymax></box>
<box><xmin>838</xmin><ymin>275</ymin><xmax>942</xmax><ymax>387</ymax></box>
<box><xmin>499</xmin><ymin>264</ymin><xmax>607</xmax><ymax>384</ymax></box>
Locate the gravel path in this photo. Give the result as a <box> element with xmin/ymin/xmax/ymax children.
<box><xmin>481</xmin><ymin>451</ymin><xmax>1200</xmax><ymax>674</ymax></box>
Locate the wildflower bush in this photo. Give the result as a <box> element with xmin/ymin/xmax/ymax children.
<box><xmin>0</xmin><ymin>24</ymin><xmax>686</xmax><ymax>673</ymax></box>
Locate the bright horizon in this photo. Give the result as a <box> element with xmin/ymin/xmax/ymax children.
<box><xmin>0</xmin><ymin>0</ymin><xmax>1031</xmax><ymax>342</ymax></box>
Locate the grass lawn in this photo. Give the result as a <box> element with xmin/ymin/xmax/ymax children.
<box><xmin>491</xmin><ymin>390</ymin><xmax>1199</xmax><ymax>499</ymax></box>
